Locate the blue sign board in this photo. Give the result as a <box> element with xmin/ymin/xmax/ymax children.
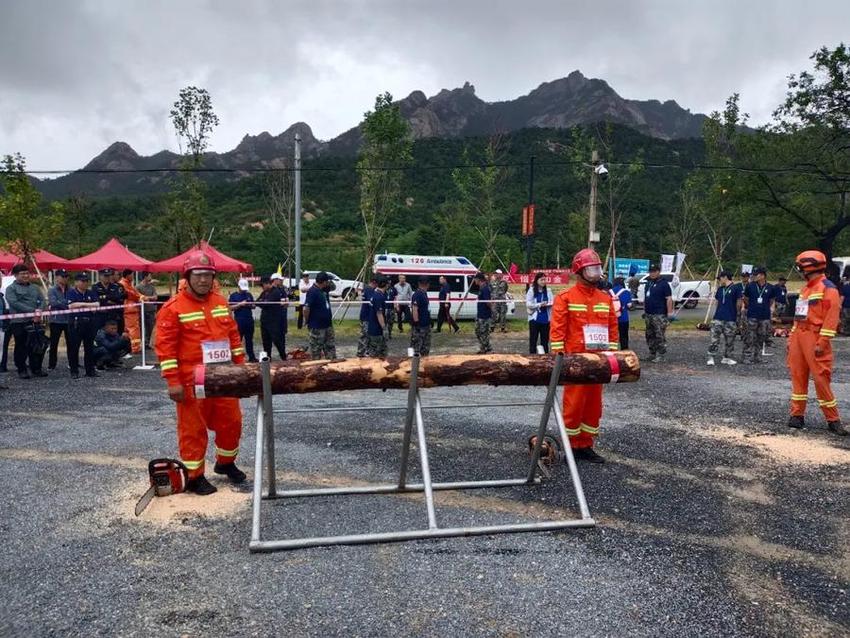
<box><xmin>611</xmin><ymin>258</ymin><xmax>650</xmax><ymax>280</ymax></box>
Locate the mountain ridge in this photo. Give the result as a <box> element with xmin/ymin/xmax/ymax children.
<box><xmin>37</xmin><ymin>70</ymin><xmax>708</xmax><ymax>198</ymax></box>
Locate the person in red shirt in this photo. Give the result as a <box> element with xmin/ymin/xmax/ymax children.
<box><xmin>155</xmin><ymin>250</ymin><xmax>248</xmax><ymax>494</ymax></box>
<box><xmin>545</xmin><ymin>249</ymin><xmax>619</xmax><ymax>463</ymax></box>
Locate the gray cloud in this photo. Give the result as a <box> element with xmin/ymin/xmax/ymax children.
<box><xmin>1</xmin><ymin>0</ymin><xmax>848</xmax><ymax>171</ymax></box>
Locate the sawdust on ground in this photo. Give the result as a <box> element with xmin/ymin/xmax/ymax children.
<box><xmin>695</xmin><ymin>425</ymin><xmax>850</xmax><ymax>466</ymax></box>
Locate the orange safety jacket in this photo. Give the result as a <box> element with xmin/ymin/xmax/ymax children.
<box><xmin>120</xmin><ymin>276</ymin><xmax>141</xmax><ymax>310</ymax></box>
<box><xmin>791</xmin><ymin>274</ymin><xmax>840</xmax><ymax>342</ymax></box>
<box><xmin>550</xmin><ymin>281</ymin><xmax>620</xmax><ymax>354</ymax></box>
<box><xmin>155</xmin><ymin>289</ymin><xmax>245</xmax><ymax>387</ymax></box>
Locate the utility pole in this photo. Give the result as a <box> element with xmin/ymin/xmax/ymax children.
<box><xmin>525</xmin><ymin>155</ymin><xmax>535</xmax><ymax>273</ymax></box>
<box><xmin>588</xmin><ymin>149</ymin><xmax>599</xmax><ymax>249</ymax></box>
<box><xmin>294</xmin><ymin>133</ymin><xmax>302</xmax><ymax>280</ymax></box>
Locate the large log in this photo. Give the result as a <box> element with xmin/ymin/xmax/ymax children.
<box><xmin>198</xmin><ymin>352</ymin><xmax>640</xmax><ymax>398</ymax></box>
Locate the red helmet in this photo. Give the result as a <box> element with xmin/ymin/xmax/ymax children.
<box><xmin>182</xmin><ymin>250</ymin><xmax>217</xmax><ymax>276</ymax></box>
<box><xmin>795</xmin><ymin>250</ymin><xmax>827</xmax><ymax>274</ymax></box>
<box><xmin>571</xmin><ymin>248</ymin><xmax>602</xmax><ymax>274</ymax></box>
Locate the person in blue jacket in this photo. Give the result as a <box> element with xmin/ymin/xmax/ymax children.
<box><xmin>707</xmin><ymin>270</ymin><xmax>741</xmax><ymax>366</ymax></box>
<box><xmin>611</xmin><ymin>276</ymin><xmax>633</xmax><ymax>350</ymax></box>
<box><xmin>228</xmin><ymin>278</ymin><xmax>258</xmax><ymax>363</ymax></box>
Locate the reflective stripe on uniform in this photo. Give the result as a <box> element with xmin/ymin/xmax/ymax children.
<box><xmin>820</xmin><ymin>329</ymin><xmax>836</xmax><ymax>337</ymax></box>
<box><xmin>232</xmin><ymin>347</ymin><xmax>245</xmax><ymax>356</ymax></box>
<box><xmin>608</xmin><ymin>343</ymin><xmax>619</xmax><ymax>350</ymax></box>
<box><xmin>178</xmin><ymin>312</ymin><xmax>205</xmax><ymax>322</ymax></box>
<box><xmin>215</xmin><ymin>446</ymin><xmax>239</xmax><ymax>458</ymax></box>
<box><xmin>182</xmin><ymin>459</ymin><xmax>204</xmax><ymax>470</ymax></box>
<box><xmin>210</xmin><ymin>305</ymin><xmax>229</xmax><ymax>317</ymax></box>
<box><xmin>550</xmin><ymin>341</ymin><xmax>565</xmax><ymax>349</ymax></box>
<box><xmin>160</xmin><ymin>358</ymin><xmax>178</xmax><ymax>371</ymax></box>
<box><xmin>818</xmin><ymin>399</ymin><xmax>838</xmax><ymax>408</ymax></box>
<box><xmin>567</xmin><ymin>304</ymin><xmax>588</xmax><ymax>312</ymax></box>
<box><xmin>563</xmin><ymin>425</ymin><xmax>581</xmax><ymax>436</ymax></box>
<box><xmin>592</xmin><ymin>304</ymin><xmax>610</xmax><ymax>312</ymax></box>
<box><xmin>580</xmin><ymin>423</ymin><xmax>599</xmax><ymax>434</ymax></box>
<box><xmin>790</xmin><ymin>394</ymin><xmax>808</xmax><ymax>402</ymax></box>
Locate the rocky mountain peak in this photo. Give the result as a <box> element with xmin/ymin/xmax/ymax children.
<box><xmin>83</xmin><ymin>141</ymin><xmax>139</xmax><ymax>171</ymax></box>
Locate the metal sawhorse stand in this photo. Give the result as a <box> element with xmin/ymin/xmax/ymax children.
<box><xmin>249</xmin><ymin>352</ymin><xmax>595</xmax><ymax>552</ymax></box>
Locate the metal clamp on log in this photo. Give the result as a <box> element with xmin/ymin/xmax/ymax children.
<box><xmin>219</xmin><ymin>351</ymin><xmax>640</xmax><ymax>552</ymax></box>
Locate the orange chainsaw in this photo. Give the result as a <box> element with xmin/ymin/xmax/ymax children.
<box><xmin>134</xmin><ymin>459</ymin><xmax>189</xmax><ymax>516</ymax></box>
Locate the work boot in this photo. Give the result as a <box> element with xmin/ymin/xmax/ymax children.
<box><xmin>786</xmin><ymin>415</ymin><xmax>805</xmax><ymax>429</ymax></box>
<box><xmin>573</xmin><ymin>447</ymin><xmax>606</xmax><ymax>464</ymax></box>
<box><xmin>827</xmin><ymin>421</ymin><xmax>848</xmax><ymax>436</ymax></box>
<box><xmin>721</xmin><ymin>358</ymin><xmax>737</xmax><ymax>366</ymax></box>
<box><xmin>32</xmin><ymin>369</ymin><xmax>48</xmax><ymax>378</ymax></box>
<box><xmin>706</xmin><ymin>357</ymin><xmax>715</xmax><ymax>366</ymax></box>
<box><xmin>70</xmin><ymin>370</ymin><xmax>80</xmax><ymax>379</ymax></box>
<box><xmin>186</xmin><ymin>475</ymin><xmax>218</xmax><ymax>495</ymax></box>
<box><xmin>18</xmin><ymin>370</ymin><xmax>31</xmax><ymax>379</ymax></box>
<box><xmin>214</xmin><ymin>462</ymin><xmax>247</xmax><ymax>484</ymax></box>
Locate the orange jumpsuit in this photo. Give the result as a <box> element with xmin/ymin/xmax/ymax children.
<box><xmin>550</xmin><ymin>281</ymin><xmax>619</xmax><ymax>449</ymax></box>
<box><xmin>788</xmin><ymin>275</ymin><xmax>841</xmax><ymax>422</ymax></box>
<box><xmin>119</xmin><ymin>276</ymin><xmax>142</xmax><ymax>354</ymax></box>
<box><xmin>155</xmin><ymin>288</ymin><xmax>246</xmax><ymax>478</ymax></box>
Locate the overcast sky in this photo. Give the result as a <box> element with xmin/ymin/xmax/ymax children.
<box><xmin>2</xmin><ymin>0</ymin><xmax>848</xmax><ymax>171</ymax></box>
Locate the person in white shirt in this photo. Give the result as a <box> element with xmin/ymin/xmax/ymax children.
<box><xmin>394</xmin><ymin>274</ymin><xmax>413</xmax><ymax>333</ymax></box>
<box><xmin>297</xmin><ymin>272</ymin><xmax>312</xmax><ymax>329</ymax></box>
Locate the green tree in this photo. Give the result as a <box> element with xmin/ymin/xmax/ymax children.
<box><xmin>0</xmin><ymin>153</ymin><xmax>64</xmax><ymax>265</ymax></box>
<box><xmin>749</xmin><ymin>44</ymin><xmax>850</xmax><ymax>258</ymax></box>
<box><xmin>451</xmin><ymin>135</ymin><xmax>510</xmax><ymax>270</ymax></box>
<box><xmin>357</xmin><ymin>92</ymin><xmax>412</xmax><ymax>276</ymax></box>
<box><xmin>165</xmin><ymin>86</ymin><xmax>220</xmax><ymax>251</ymax></box>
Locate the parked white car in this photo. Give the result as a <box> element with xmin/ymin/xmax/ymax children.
<box><xmin>285</xmin><ymin>271</ymin><xmax>362</xmax><ymax>300</ymax></box>
<box><xmin>636</xmin><ymin>272</ymin><xmax>711</xmax><ymax>309</ymax></box>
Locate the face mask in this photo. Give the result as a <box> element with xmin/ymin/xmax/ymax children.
<box><xmin>582</xmin><ymin>265</ymin><xmax>603</xmax><ymax>279</ymax></box>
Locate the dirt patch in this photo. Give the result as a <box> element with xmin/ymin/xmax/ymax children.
<box><xmin>0</xmin><ymin>447</ymin><xmax>145</xmax><ymax>469</ymax></box>
<box><xmin>696</xmin><ymin>426</ymin><xmax>850</xmax><ymax>466</ymax></box>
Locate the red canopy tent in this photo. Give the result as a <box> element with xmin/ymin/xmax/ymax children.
<box><xmin>0</xmin><ymin>248</ymin><xmax>72</xmax><ymax>271</ymax></box>
<box><xmin>64</xmin><ymin>238</ymin><xmax>152</xmax><ymax>271</ymax></box>
<box><xmin>148</xmin><ymin>241</ymin><xmax>253</xmax><ymax>273</ymax></box>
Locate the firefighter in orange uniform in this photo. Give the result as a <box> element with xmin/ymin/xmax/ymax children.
<box><xmin>787</xmin><ymin>250</ymin><xmax>846</xmax><ymax>436</ymax></box>
<box><xmin>547</xmin><ymin>249</ymin><xmax>619</xmax><ymax>463</ymax></box>
<box><xmin>119</xmin><ymin>269</ymin><xmax>143</xmax><ymax>354</ymax></box>
<box><xmin>155</xmin><ymin>250</ymin><xmax>248</xmax><ymax>494</ymax></box>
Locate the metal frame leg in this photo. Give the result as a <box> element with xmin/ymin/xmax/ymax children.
<box><xmin>397</xmin><ymin>354</ymin><xmax>420</xmax><ymax>489</ymax></box>
<box><xmin>260</xmin><ymin>357</ymin><xmax>277</xmax><ymax>497</ymax></box>
<box><xmin>251</xmin><ymin>398</ymin><xmax>265</xmax><ymax>544</ymax></box>
<box><xmin>552</xmin><ymin>395</ymin><xmax>592</xmax><ymax>521</ymax></box>
<box><xmin>526</xmin><ymin>353</ymin><xmax>565</xmax><ymax>482</ymax></box>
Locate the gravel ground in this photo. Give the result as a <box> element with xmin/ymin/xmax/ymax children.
<box><xmin>0</xmin><ymin>326</ymin><xmax>848</xmax><ymax>637</ymax></box>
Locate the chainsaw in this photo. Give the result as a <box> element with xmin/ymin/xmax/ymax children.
<box><xmin>134</xmin><ymin>458</ymin><xmax>189</xmax><ymax>516</ymax></box>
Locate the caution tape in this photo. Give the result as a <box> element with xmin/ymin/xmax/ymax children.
<box><xmin>1</xmin><ymin>302</ymin><xmax>144</xmax><ymax>321</ymax></box>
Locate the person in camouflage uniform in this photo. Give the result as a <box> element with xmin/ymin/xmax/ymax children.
<box><xmin>643</xmin><ymin>264</ymin><xmax>673</xmax><ymax>362</ymax></box>
<box><xmin>491</xmin><ymin>270</ymin><xmax>509</xmax><ymax>333</ymax></box>
<box><xmin>735</xmin><ymin>271</ymin><xmax>750</xmax><ymax>353</ymax></box>
<box><xmin>706</xmin><ymin>271</ymin><xmax>741</xmax><ymax>365</ymax></box>
<box><xmin>303</xmin><ymin>272</ymin><xmax>336</xmax><ymax>360</ymax></box>
<box><xmin>409</xmin><ymin>276</ymin><xmax>432</xmax><ymax>356</ymax></box>
<box><xmin>365</xmin><ymin>277</ymin><xmax>389</xmax><ymax>358</ymax></box>
<box><xmin>741</xmin><ymin>267</ymin><xmax>774</xmax><ymax>364</ymax></box>
<box><xmin>384</xmin><ymin>281</ymin><xmax>396</xmax><ymax>340</ymax></box>
<box><xmin>473</xmin><ymin>272</ymin><xmax>494</xmax><ymax>353</ymax></box>
<box><xmin>356</xmin><ymin>278</ymin><xmax>375</xmax><ymax>357</ymax></box>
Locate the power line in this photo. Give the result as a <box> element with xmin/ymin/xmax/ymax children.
<box><xmin>7</xmin><ymin>161</ymin><xmax>850</xmax><ymax>179</ymax></box>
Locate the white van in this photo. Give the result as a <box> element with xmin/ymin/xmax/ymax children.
<box><xmin>373</xmin><ymin>254</ymin><xmax>516</xmax><ymax>320</ymax></box>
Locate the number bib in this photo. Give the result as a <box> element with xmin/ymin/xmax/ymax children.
<box><xmin>201</xmin><ymin>340</ymin><xmax>231</xmax><ymax>364</ymax></box>
<box><xmin>794</xmin><ymin>299</ymin><xmax>809</xmax><ymax>319</ymax></box>
<box><xmin>583</xmin><ymin>324</ymin><xmax>609</xmax><ymax>350</ymax></box>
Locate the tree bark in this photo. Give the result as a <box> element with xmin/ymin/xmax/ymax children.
<box><xmin>199</xmin><ymin>352</ymin><xmax>640</xmax><ymax>398</ymax></box>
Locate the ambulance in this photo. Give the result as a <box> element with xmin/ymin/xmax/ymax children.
<box><xmin>373</xmin><ymin>253</ymin><xmax>516</xmax><ymax>320</ymax></box>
